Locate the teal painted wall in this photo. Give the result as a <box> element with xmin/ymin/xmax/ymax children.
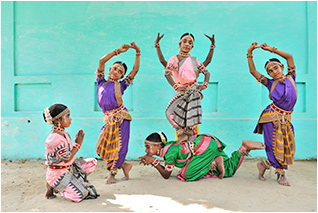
<box><xmin>2</xmin><ymin>1</ymin><xmax>317</xmax><ymax>160</ymax></box>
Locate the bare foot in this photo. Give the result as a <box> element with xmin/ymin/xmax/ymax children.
<box><xmin>257</xmin><ymin>162</ymin><xmax>266</xmax><ymax>181</ymax></box>
<box><xmin>214</xmin><ymin>156</ymin><xmax>224</xmax><ymax>179</ymax></box>
<box><xmin>242</xmin><ymin>139</ymin><xmax>265</xmax><ymax>151</ymax></box>
<box><xmin>277</xmin><ymin>174</ymin><xmax>291</xmax><ymax>186</ymax></box>
<box><xmin>45</xmin><ymin>183</ymin><xmax>56</xmax><ymax>199</ymax></box>
<box><xmin>106</xmin><ymin>174</ymin><xmax>116</xmax><ymax>184</ymax></box>
<box><xmin>176</xmin><ymin>134</ymin><xmax>188</xmax><ymax>145</ymax></box>
<box><xmin>122</xmin><ymin>163</ymin><xmax>132</xmax><ymax>181</ymax></box>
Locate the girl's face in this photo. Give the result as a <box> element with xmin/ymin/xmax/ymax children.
<box><xmin>179</xmin><ymin>38</ymin><xmax>193</xmax><ymax>53</ymax></box>
<box><xmin>109</xmin><ymin>65</ymin><xmax>124</xmax><ymax>80</ymax></box>
<box><xmin>267</xmin><ymin>64</ymin><xmax>284</xmax><ymax>80</ymax></box>
<box><xmin>60</xmin><ymin>112</ymin><xmax>72</xmax><ymax>128</ymax></box>
<box><xmin>144</xmin><ymin>141</ymin><xmax>160</xmax><ymax>156</ymax></box>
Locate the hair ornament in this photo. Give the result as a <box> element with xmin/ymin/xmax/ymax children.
<box><xmin>44</xmin><ymin>107</ymin><xmax>53</xmax><ymax>125</ymax></box>
<box><xmin>111</xmin><ymin>63</ymin><xmax>126</xmax><ymax>75</ymax></box>
<box><xmin>265</xmin><ymin>61</ymin><xmax>282</xmax><ymax>72</ymax></box>
<box><xmin>158</xmin><ymin>132</ymin><xmax>166</xmax><ymax>144</ymax></box>
<box><xmin>179</xmin><ymin>34</ymin><xmax>194</xmax><ymax>44</ymax></box>
<box><xmin>54</xmin><ymin>108</ymin><xmax>70</xmax><ymax>121</ymax></box>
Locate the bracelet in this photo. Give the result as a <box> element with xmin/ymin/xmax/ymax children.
<box><xmin>210</xmin><ymin>44</ymin><xmax>216</xmax><ymax>49</ymax></box>
<box><xmin>202</xmin><ymin>82</ymin><xmax>209</xmax><ymax>88</ymax></box>
<box><xmin>152</xmin><ymin>158</ymin><xmax>159</xmax><ymax>167</ymax></box>
<box><xmin>155</xmin><ymin>43</ymin><xmax>160</xmax><ymax>48</ymax></box>
<box><xmin>246</xmin><ymin>53</ymin><xmax>253</xmax><ymax>58</ymax></box>
<box><xmin>271</xmin><ymin>46</ymin><xmax>277</xmax><ymax>53</ymax></box>
<box><xmin>173</xmin><ymin>84</ymin><xmax>178</xmax><ymax>90</ymax></box>
<box><xmin>74</xmin><ymin>143</ymin><xmax>81</xmax><ymax>150</ymax></box>
<box><xmin>136</xmin><ymin>51</ymin><xmax>141</xmax><ymax>56</ymax></box>
<box><xmin>114</xmin><ymin>49</ymin><xmax>119</xmax><ymax>55</ymax></box>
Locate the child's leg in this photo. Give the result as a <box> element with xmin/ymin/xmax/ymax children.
<box><xmin>45</xmin><ymin>182</ymin><xmax>56</xmax><ymax>199</ymax></box>
<box><xmin>121</xmin><ymin>162</ymin><xmax>132</xmax><ymax>181</ymax></box>
<box><xmin>214</xmin><ymin>139</ymin><xmax>265</xmax><ymax>178</ymax></box>
<box><xmin>257</xmin><ymin>159</ymin><xmax>271</xmax><ymax>181</ymax></box>
<box><xmin>106</xmin><ymin>168</ymin><xmax>117</xmax><ymax>184</ymax></box>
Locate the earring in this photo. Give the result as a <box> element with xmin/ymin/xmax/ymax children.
<box><xmin>58</xmin><ymin>122</ymin><xmax>61</xmax><ymax>128</ymax></box>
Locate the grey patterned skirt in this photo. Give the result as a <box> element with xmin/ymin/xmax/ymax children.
<box><xmin>165</xmin><ymin>86</ymin><xmax>202</xmax><ymax>128</ymax></box>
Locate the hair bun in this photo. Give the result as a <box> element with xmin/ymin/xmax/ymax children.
<box><xmin>43</xmin><ymin>107</ymin><xmax>53</xmax><ymax>125</ymax></box>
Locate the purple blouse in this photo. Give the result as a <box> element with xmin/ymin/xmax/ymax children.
<box><xmin>96</xmin><ymin>77</ymin><xmax>130</xmax><ymax>112</ymax></box>
<box><xmin>263</xmin><ymin>73</ymin><xmax>297</xmax><ymax>111</ymax></box>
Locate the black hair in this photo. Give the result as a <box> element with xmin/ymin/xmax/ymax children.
<box><xmin>146</xmin><ymin>132</ymin><xmax>167</xmax><ymax>147</ymax></box>
<box><xmin>264</xmin><ymin>58</ymin><xmax>282</xmax><ymax>69</ymax></box>
<box><xmin>43</xmin><ymin>103</ymin><xmax>68</xmax><ymax>123</ymax></box>
<box><xmin>113</xmin><ymin>61</ymin><xmax>128</xmax><ymax>76</ymax></box>
<box><xmin>180</xmin><ymin>33</ymin><xmax>195</xmax><ymax>42</ymax></box>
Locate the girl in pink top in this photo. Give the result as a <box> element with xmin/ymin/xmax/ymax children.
<box><xmin>161</xmin><ymin>33</ymin><xmax>212</xmax><ymax>143</ymax></box>
<box><xmin>43</xmin><ymin>103</ymin><xmax>99</xmax><ymax>202</ymax></box>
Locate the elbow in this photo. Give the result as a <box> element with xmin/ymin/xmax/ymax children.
<box><xmin>163</xmin><ymin>175</ymin><xmax>170</xmax><ymax>179</ymax></box>
<box><xmin>160</xmin><ymin>61</ymin><xmax>167</xmax><ymax>67</ymax></box>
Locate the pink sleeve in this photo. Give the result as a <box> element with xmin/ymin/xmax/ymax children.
<box><xmin>165</xmin><ymin>56</ymin><xmax>178</xmax><ymax>72</ymax></box>
<box><xmin>45</xmin><ymin>133</ymin><xmax>72</xmax><ymax>162</ymax></box>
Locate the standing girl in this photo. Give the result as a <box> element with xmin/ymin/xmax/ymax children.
<box><xmin>162</xmin><ymin>33</ymin><xmax>211</xmax><ymax>143</ymax></box>
<box><xmin>247</xmin><ymin>42</ymin><xmax>297</xmax><ymax>186</ymax></box>
<box><xmin>43</xmin><ymin>103</ymin><xmax>99</xmax><ymax>202</ymax></box>
<box><xmin>95</xmin><ymin>42</ymin><xmax>140</xmax><ymax>184</ymax></box>
<box><xmin>154</xmin><ymin>33</ymin><xmax>215</xmax><ymax>140</ymax></box>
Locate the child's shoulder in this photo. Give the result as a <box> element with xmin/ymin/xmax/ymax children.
<box><xmin>45</xmin><ymin>132</ymin><xmax>65</xmax><ymax>146</ymax></box>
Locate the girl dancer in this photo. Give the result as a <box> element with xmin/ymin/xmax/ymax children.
<box><xmin>155</xmin><ymin>33</ymin><xmax>215</xmax><ymax>139</ymax></box>
<box><xmin>138</xmin><ymin>132</ymin><xmax>265</xmax><ymax>181</ymax></box>
<box><xmin>43</xmin><ymin>103</ymin><xmax>99</xmax><ymax>202</ymax></box>
<box><xmin>247</xmin><ymin>42</ymin><xmax>297</xmax><ymax>186</ymax></box>
<box><xmin>160</xmin><ymin>33</ymin><xmax>212</xmax><ymax>143</ymax></box>
<box><xmin>95</xmin><ymin>42</ymin><xmax>140</xmax><ymax>184</ymax></box>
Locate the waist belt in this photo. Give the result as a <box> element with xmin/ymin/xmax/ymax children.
<box><xmin>48</xmin><ymin>165</ymin><xmax>70</xmax><ymax>170</ymax></box>
<box><xmin>270</xmin><ymin>103</ymin><xmax>293</xmax><ymax>115</ymax></box>
<box><xmin>103</xmin><ymin>105</ymin><xmax>125</xmax><ymax>117</ymax></box>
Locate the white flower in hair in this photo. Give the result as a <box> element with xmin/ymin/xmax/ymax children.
<box><xmin>44</xmin><ymin>107</ymin><xmax>53</xmax><ymax>125</ymax></box>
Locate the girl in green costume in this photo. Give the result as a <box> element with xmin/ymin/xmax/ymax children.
<box><xmin>138</xmin><ymin>132</ymin><xmax>265</xmax><ymax>181</ymax></box>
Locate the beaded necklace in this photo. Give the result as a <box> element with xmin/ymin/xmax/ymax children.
<box><xmin>178</xmin><ymin>51</ymin><xmax>190</xmax><ymax>57</ymax></box>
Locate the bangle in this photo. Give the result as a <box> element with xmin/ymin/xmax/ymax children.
<box><xmin>155</xmin><ymin>43</ymin><xmax>160</xmax><ymax>48</ymax></box>
<box><xmin>246</xmin><ymin>53</ymin><xmax>253</xmax><ymax>58</ymax></box>
<box><xmin>203</xmin><ymin>82</ymin><xmax>209</xmax><ymax>88</ymax></box>
<box><xmin>152</xmin><ymin>158</ymin><xmax>159</xmax><ymax>167</ymax></box>
<box><xmin>173</xmin><ymin>84</ymin><xmax>178</xmax><ymax>90</ymax></box>
<box><xmin>136</xmin><ymin>51</ymin><xmax>141</xmax><ymax>56</ymax></box>
<box><xmin>74</xmin><ymin>143</ymin><xmax>81</xmax><ymax>150</ymax></box>
<box><xmin>271</xmin><ymin>47</ymin><xmax>277</xmax><ymax>53</ymax></box>
<box><xmin>210</xmin><ymin>44</ymin><xmax>216</xmax><ymax>49</ymax></box>
<box><xmin>114</xmin><ymin>49</ymin><xmax>119</xmax><ymax>55</ymax></box>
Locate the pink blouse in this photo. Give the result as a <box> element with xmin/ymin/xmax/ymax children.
<box><xmin>165</xmin><ymin>56</ymin><xmax>204</xmax><ymax>85</ymax></box>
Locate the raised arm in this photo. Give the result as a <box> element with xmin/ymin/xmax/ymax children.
<box><xmin>62</xmin><ymin>129</ymin><xmax>85</xmax><ymax>163</ymax></box>
<box><xmin>260</xmin><ymin>43</ymin><xmax>295</xmax><ymax>68</ymax></box>
<box><xmin>126</xmin><ymin>41</ymin><xmax>141</xmax><ymax>79</ymax></box>
<box><xmin>247</xmin><ymin>42</ymin><xmax>262</xmax><ymax>80</ymax></box>
<box><xmin>155</xmin><ymin>33</ymin><xmax>167</xmax><ymax>67</ymax></box>
<box><xmin>97</xmin><ymin>44</ymin><xmax>130</xmax><ymax>72</ymax></box>
<box><xmin>202</xmin><ymin>34</ymin><xmax>216</xmax><ymax>67</ymax></box>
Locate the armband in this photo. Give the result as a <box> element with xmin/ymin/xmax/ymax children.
<box><xmin>74</xmin><ymin>143</ymin><xmax>81</xmax><ymax>150</ymax></box>
<box><xmin>152</xmin><ymin>158</ymin><xmax>159</xmax><ymax>167</ymax></box>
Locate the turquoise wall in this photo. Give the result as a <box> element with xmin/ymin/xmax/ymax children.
<box><xmin>2</xmin><ymin>1</ymin><xmax>317</xmax><ymax>160</ymax></box>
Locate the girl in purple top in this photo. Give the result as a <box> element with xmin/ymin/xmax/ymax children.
<box><xmin>247</xmin><ymin>42</ymin><xmax>297</xmax><ymax>186</ymax></box>
<box><xmin>95</xmin><ymin>42</ymin><xmax>140</xmax><ymax>184</ymax></box>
